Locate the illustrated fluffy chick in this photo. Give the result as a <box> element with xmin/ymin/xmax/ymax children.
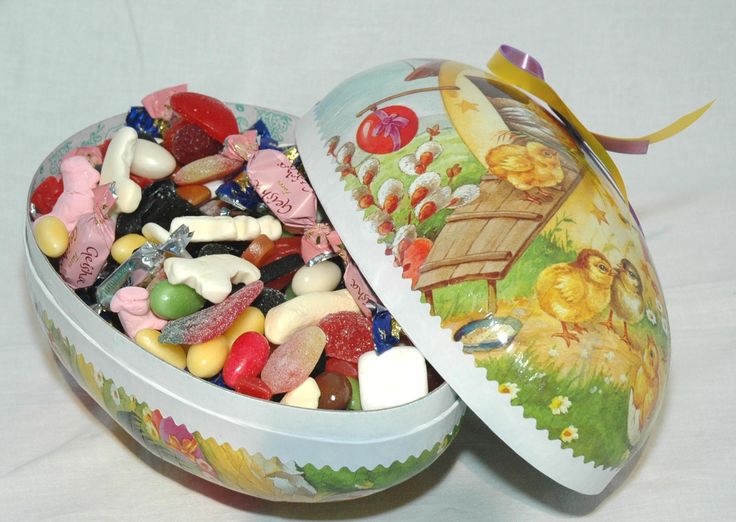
<box><xmin>632</xmin><ymin>336</ymin><xmax>661</xmax><ymax>431</ymax></box>
<box><xmin>600</xmin><ymin>258</ymin><xmax>644</xmax><ymax>346</ymax></box>
<box><xmin>485</xmin><ymin>141</ymin><xmax>565</xmax><ymax>203</ymax></box>
<box><xmin>536</xmin><ymin>249</ymin><xmax>614</xmax><ymax>346</ymax></box>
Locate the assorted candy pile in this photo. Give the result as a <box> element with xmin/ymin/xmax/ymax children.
<box><xmin>31</xmin><ymin>86</ymin><xmax>440</xmax><ymax>411</ymax></box>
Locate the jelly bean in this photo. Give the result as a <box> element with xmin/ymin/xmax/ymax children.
<box><xmin>319</xmin><ymin>311</ymin><xmax>375</xmax><ymax>363</ymax></box>
<box><xmin>280</xmin><ymin>377</ymin><xmax>320</xmax><ymax>409</ymax></box>
<box><xmin>325</xmin><ymin>357</ymin><xmax>358</xmax><ymax>378</ymax></box>
<box><xmin>110</xmin><ymin>286</ymin><xmax>167</xmax><ymax>338</ymax></box>
<box><xmin>149</xmin><ymin>280</ymin><xmax>205</xmax><ymax>320</ymax></box>
<box><xmin>158</xmin><ymin>280</ymin><xmax>263</xmax><ymax>345</ymax></box>
<box><xmin>164</xmin><ymin>120</ymin><xmax>222</xmax><ymax>165</ymax></box>
<box><xmin>241</xmin><ymin>234</ymin><xmax>274</xmax><ymax>267</ymax></box>
<box><xmin>315</xmin><ymin>372</ymin><xmax>352</xmax><ymax>410</ymax></box>
<box><xmin>134</xmin><ymin>328</ymin><xmax>186</xmax><ymax>369</ymax></box>
<box><xmin>224</xmin><ymin>306</ymin><xmax>265</xmax><ymax>346</ymax></box>
<box><xmin>222</xmin><ymin>332</ymin><xmax>270</xmax><ymax>388</ymax></box>
<box><xmin>99</xmin><ymin>127</ymin><xmax>142</xmax><ymax>214</ymax></box>
<box><xmin>33</xmin><ymin>215</ymin><xmax>69</xmax><ymax>258</ymax></box>
<box><xmin>264</xmin><ymin>289</ymin><xmax>360</xmax><ymax>345</ymax></box>
<box><xmin>110</xmin><ymin>233</ymin><xmax>147</xmax><ymax>264</ymax></box>
<box><xmin>291</xmin><ymin>261</ymin><xmax>342</xmax><ymax>296</ymax></box>
<box><xmin>187</xmin><ymin>335</ymin><xmax>229</xmax><ymax>378</ymax></box>
<box><xmin>346</xmin><ymin>376</ymin><xmax>361</xmax><ymax>411</ymax></box>
<box><xmin>261</xmin><ymin>326</ymin><xmax>326</xmax><ymax>393</ymax></box>
<box><xmin>164</xmin><ymin>254</ymin><xmax>260</xmax><ymax>303</ymax></box>
<box><xmin>30</xmin><ymin>176</ymin><xmax>63</xmax><ymax>215</ymax></box>
<box><xmin>176</xmin><ymin>184</ymin><xmax>211</xmax><ymax>206</ymax></box>
<box><xmin>233</xmin><ymin>376</ymin><xmax>272</xmax><ymax>400</ymax></box>
<box><xmin>172</xmin><ymin>154</ymin><xmax>243</xmax><ymax>186</ymax></box>
<box><xmin>358</xmin><ymin>346</ymin><xmax>428</xmax><ymax>411</ymax></box>
<box><xmin>170</xmin><ymin>92</ymin><xmax>239</xmax><ymax>143</ymax></box>
<box><xmin>251</xmin><ymin>287</ymin><xmax>286</xmax><ymax>316</ymax></box>
<box><xmin>131</xmin><ymin>139</ymin><xmax>177</xmax><ymax>180</ymax></box>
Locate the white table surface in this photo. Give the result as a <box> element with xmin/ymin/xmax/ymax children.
<box><xmin>2</xmin><ymin>0</ymin><xmax>734</xmax><ymax>519</ymax></box>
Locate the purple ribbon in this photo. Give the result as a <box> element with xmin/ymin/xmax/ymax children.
<box><xmin>500</xmin><ymin>44</ymin><xmax>545</xmax><ymax>80</ymax></box>
<box><xmin>372</xmin><ymin>109</ymin><xmax>410</xmax><ymax>151</ymax></box>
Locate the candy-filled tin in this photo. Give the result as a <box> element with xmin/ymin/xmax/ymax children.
<box><xmin>25</xmin><ymin>106</ymin><xmax>464</xmax><ymax>502</ymax></box>
<box><xmin>297</xmin><ymin>58</ymin><xmax>671</xmax><ymax>494</ymax></box>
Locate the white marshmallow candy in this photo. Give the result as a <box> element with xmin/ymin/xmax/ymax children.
<box><xmin>141</xmin><ymin>222</ymin><xmax>170</xmax><ymax>243</ymax></box>
<box><xmin>264</xmin><ymin>289</ymin><xmax>360</xmax><ymax>345</ymax></box>
<box><xmin>280</xmin><ymin>377</ymin><xmax>320</xmax><ymax>409</ymax></box>
<box><xmin>358</xmin><ymin>346</ymin><xmax>429</xmax><ymax>411</ymax></box>
<box><xmin>291</xmin><ymin>261</ymin><xmax>342</xmax><ymax>296</ymax></box>
<box><xmin>130</xmin><ymin>139</ymin><xmax>176</xmax><ymax>180</ymax></box>
<box><xmin>169</xmin><ymin>215</ymin><xmax>282</xmax><ymax>242</ymax></box>
<box><xmin>164</xmin><ymin>254</ymin><xmax>260</xmax><ymax>303</ymax></box>
<box><xmin>100</xmin><ymin>126</ymin><xmax>141</xmax><ymax>214</ymax></box>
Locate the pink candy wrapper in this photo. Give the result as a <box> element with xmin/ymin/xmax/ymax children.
<box><xmin>222</xmin><ymin>131</ymin><xmax>259</xmax><ymax>162</ymax></box>
<box><xmin>60</xmin><ymin>186</ymin><xmax>116</xmax><ymax>289</ymax></box>
<box><xmin>301</xmin><ymin>223</ymin><xmax>335</xmax><ymax>264</ymax></box>
<box><xmin>246</xmin><ymin>149</ymin><xmax>317</xmax><ymax>228</ymax></box>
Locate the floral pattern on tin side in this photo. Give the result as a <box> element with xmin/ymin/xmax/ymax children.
<box><xmin>35</xmin><ymin>305</ymin><xmax>458</xmax><ymax>501</ymax></box>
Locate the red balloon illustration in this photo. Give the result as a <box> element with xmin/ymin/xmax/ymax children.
<box><xmin>356</xmin><ymin>105</ymin><xmax>418</xmax><ymax>154</ymax></box>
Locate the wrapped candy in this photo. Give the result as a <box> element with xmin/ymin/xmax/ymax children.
<box><xmin>59</xmin><ymin>185</ymin><xmax>116</xmax><ymax>289</ymax></box>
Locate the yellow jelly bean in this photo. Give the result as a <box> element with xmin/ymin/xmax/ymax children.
<box><xmin>111</xmin><ymin>233</ymin><xmax>147</xmax><ymax>264</ymax></box>
<box><xmin>187</xmin><ymin>336</ymin><xmax>229</xmax><ymax>378</ymax></box>
<box><xmin>33</xmin><ymin>215</ymin><xmax>69</xmax><ymax>258</ymax></box>
<box><xmin>224</xmin><ymin>306</ymin><xmax>265</xmax><ymax>347</ymax></box>
<box><xmin>134</xmin><ymin>328</ymin><xmax>187</xmax><ymax>370</ymax></box>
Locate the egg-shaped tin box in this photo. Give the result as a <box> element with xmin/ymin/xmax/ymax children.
<box><xmin>25</xmin><ymin>107</ymin><xmax>465</xmax><ymax>502</ymax></box>
<box><xmin>297</xmin><ymin>59</ymin><xmax>670</xmax><ymax>494</ymax></box>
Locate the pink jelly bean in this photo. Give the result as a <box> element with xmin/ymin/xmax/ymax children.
<box><xmin>260</xmin><ymin>326</ymin><xmax>326</xmax><ymax>394</ymax></box>
<box><xmin>110</xmin><ymin>286</ymin><xmax>167</xmax><ymax>338</ymax></box>
<box><xmin>222</xmin><ymin>332</ymin><xmax>270</xmax><ymax>389</ymax></box>
<box><xmin>44</xmin><ymin>156</ymin><xmax>101</xmax><ymax>232</ymax></box>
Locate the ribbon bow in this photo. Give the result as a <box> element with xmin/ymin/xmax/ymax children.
<box><xmin>488</xmin><ymin>45</ymin><xmax>713</xmax><ymax>200</ymax></box>
<box><xmin>372</xmin><ymin>109</ymin><xmax>410</xmax><ymax>151</ymax></box>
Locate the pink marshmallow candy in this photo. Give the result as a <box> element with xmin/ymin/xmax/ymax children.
<box><xmin>45</xmin><ymin>156</ymin><xmax>101</xmax><ymax>233</ymax></box>
<box><xmin>110</xmin><ymin>287</ymin><xmax>167</xmax><ymax>338</ymax></box>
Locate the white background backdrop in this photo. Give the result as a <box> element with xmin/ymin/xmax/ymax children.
<box><xmin>2</xmin><ymin>1</ymin><xmax>734</xmax><ymax>519</ymax></box>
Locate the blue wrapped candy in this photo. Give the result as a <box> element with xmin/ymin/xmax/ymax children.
<box><xmin>125</xmin><ymin>106</ymin><xmax>167</xmax><ymax>140</ymax></box>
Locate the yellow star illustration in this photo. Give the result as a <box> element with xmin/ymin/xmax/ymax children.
<box><xmin>590</xmin><ymin>202</ymin><xmax>609</xmax><ymax>225</ymax></box>
<box><xmin>457</xmin><ymin>98</ymin><xmax>479</xmax><ymax>113</ymax></box>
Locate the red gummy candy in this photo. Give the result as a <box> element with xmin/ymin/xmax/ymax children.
<box><xmin>234</xmin><ymin>376</ymin><xmax>272</xmax><ymax>401</ymax></box>
<box><xmin>325</xmin><ymin>357</ymin><xmax>358</xmax><ymax>378</ymax></box>
<box><xmin>318</xmin><ymin>311</ymin><xmax>375</xmax><ymax>364</ymax></box>
<box><xmin>99</xmin><ymin>138</ymin><xmax>112</xmax><ymax>157</ymax></box>
<box><xmin>158</xmin><ymin>281</ymin><xmax>264</xmax><ymax>345</ymax></box>
<box><xmin>30</xmin><ymin>176</ymin><xmax>64</xmax><ymax>215</ymax></box>
<box><xmin>164</xmin><ymin>120</ymin><xmax>222</xmax><ymax>165</ymax></box>
<box><xmin>170</xmin><ymin>92</ymin><xmax>239</xmax><ymax>143</ymax></box>
<box><xmin>260</xmin><ymin>236</ymin><xmax>301</xmax><ymax>266</ymax></box>
<box><xmin>223</xmin><ymin>332</ymin><xmax>270</xmax><ymax>388</ymax></box>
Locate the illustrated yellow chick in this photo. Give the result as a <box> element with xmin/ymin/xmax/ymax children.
<box><xmin>600</xmin><ymin>258</ymin><xmax>644</xmax><ymax>346</ymax></box>
<box><xmin>632</xmin><ymin>336</ymin><xmax>661</xmax><ymax>430</ymax></box>
<box><xmin>485</xmin><ymin>141</ymin><xmax>565</xmax><ymax>203</ymax></box>
<box><xmin>536</xmin><ymin>249</ymin><xmax>614</xmax><ymax>346</ymax></box>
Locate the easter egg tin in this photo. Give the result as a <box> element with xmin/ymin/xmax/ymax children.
<box><xmin>296</xmin><ymin>58</ymin><xmax>671</xmax><ymax>494</ymax></box>
<box><xmin>25</xmin><ymin>107</ymin><xmax>465</xmax><ymax>502</ymax></box>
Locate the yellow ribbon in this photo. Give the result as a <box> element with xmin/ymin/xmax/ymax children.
<box><xmin>487</xmin><ymin>49</ymin><xmax>713</xmax><ymax>200</ymax></box>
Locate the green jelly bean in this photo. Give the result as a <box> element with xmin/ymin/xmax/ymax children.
<box><xmin>150</xmin><ymin>280</ymin><xmax>204</xmax><ymax>319</ymax></box>
<box><xmin>347</xmin><ymin>376</ymin><xmax>361</xmax><ymax>411</ymax></box>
